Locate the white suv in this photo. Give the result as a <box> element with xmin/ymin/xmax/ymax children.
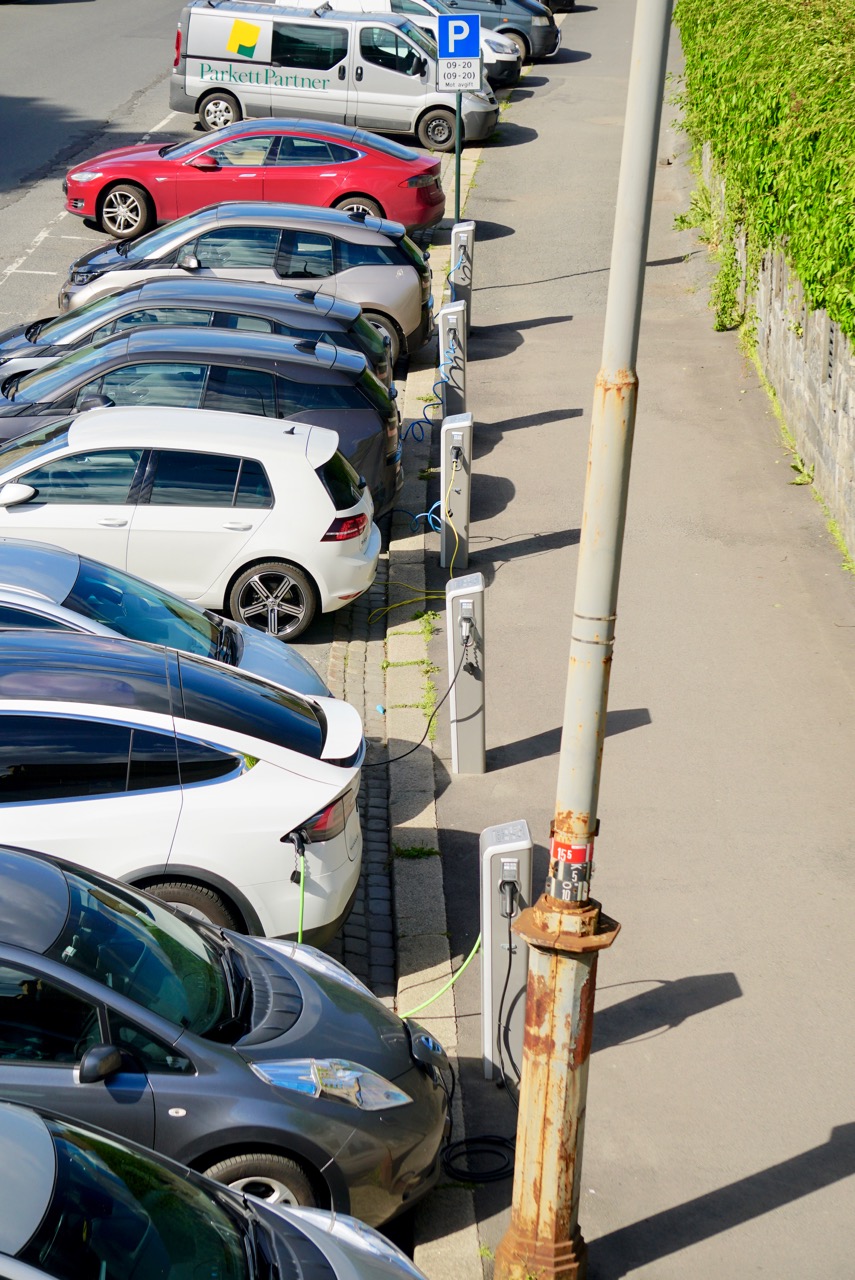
<box><xmin>0</xmin><ymin>630</ymin><xmax>365</xmax><ymax>942</ymax></box>
<box><xmin>0</xmin><ymin>406</ymin><xmax>380</xmax><ymax>640</ymax></box>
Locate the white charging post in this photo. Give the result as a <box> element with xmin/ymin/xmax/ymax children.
<box><xmin>445</xmin><ymin>572</ymin><xmax>485</xmax><ymax>774</ymax></box>
<box><xmin>437</xmin><ymin>300</ymin><xmax>467</xmax><ymax>418</ymax></box>
<box><xmin>440</xmin><ymin>412</ymin><xmax>473</xmax><ymax>571</ymax></box>
<box><xmin>480</xmin><ymin>819</ymin><xmax>533</xmax><ymax>1081</ymax></box>
<box><xmin>450</xmin><ymin>220</ymin><xmax>475</xmax><ymax>335</ymax></box>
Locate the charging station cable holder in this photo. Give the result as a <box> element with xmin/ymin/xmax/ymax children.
<box><xmin>479</xmin><ymin>819</ymin><xmax>533</xmax><ymax>1081</ymax></box>
<box><xmin>437</xmin><ymin>300</ymin><xmax>467</xmax><ymax>418</ymax></box>
<box><xmin>440</xmin><ymin>412</ymin><xmax>473</xmax><ymax>571</ymax></box>
<box><xmin>446</xmin><ymin>572</ymin><xmax>485</xmax><ymax>774</ymax></box>
<box><xmin>450</xmin><ymin>220</ymin><xmax>475</xmax><ymax>336</ymax></box>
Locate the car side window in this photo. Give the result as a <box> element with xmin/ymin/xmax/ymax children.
<box><xmin>0</xmin><ymin>963</ymin><xmax>102</xmax><ymax>1064</ymax></box>
<box><xmin>360</xmin><ymin>27</ymin><xmax>423</xmax><ymax>76</ymax></box>
<box><xmin>275</xmin><ymin>376</ymin><xmax>364</xmax><ymax>416</ymax></box>
<box><xmin>391</xmin><ymin>0</ymin><xmax>431</xmax><ymax>12</ymax></box>
<box><xmin>193</xmin><ymin>227</ymin><xmax>280</xmax><ymax>270</ymax></box>
<box><xmin>0</xmin><ymin>715</ymin><xmax>132</xmax><ymax>801</ymax></box>
<box><xmin>127</xmin><ymin>727</ymin><xmax>180</xmax><ymax>791</ymax></box>
<box><xmin>107</xmin><ymin>1012</ymin><xmax>193</xmax><ymax>1074</ymax></box>
<box><xmin>271</xmin><ymin>22</ymin><xmax>348</xmax><ymax>70</ymax></box>
<box><xmin>336</xmin><ymin>239</ymin><xmax>400</xmax><ymax>269</ymax></box>
<box><xmin>177</xmin><ymin>736</ymin><xmax>243</xmax><ymax>786</ymax></box>
<box><xmin>202</xmin><ymin>136</ymin><xmax>276</xmax><ymax>167</ymax></box>
<box><xmin>0</xmin><ymin>604</ymin><xmax>70</xmax><ymax>630</ymax></box>
<box><xmin>147</xmin><ymin>449</ymin><xmax>241</xmax><ymax>506</ymax></box>
<box><xmin>18</xmin><ymin>449</ymin><xmax>143</xmax><ymax>505</ymax></box>
<box><xmin>111</xmin><ymin>307</ymin><xmax>214</xmax><ymax>332</ymax></box>
<box><xmin>202</xmin><ymin>365</ymin><xmax>277</xmax><ymax>417</ymax></box>
<box><xmin>213</xmin><ymin>311</ymin><xmax>273</xmax><ymax>334</ymax></box>
<box><xmin>270</xmin><ymin>136</ymin><xmax>357</xmax><ymax>166</ymax></box>
<box><xmin>77</xmin><ymin>362</ymin><xmax>206</xmax><ymax>410</ymax></box>
<box><xmin>235</xmin><ymin>458</ymin><xmax>273</xmax><ymax>509</ymax></box>
<box><xmin>275</xmin><ymin>231</ymin><xmax>335</xmax><ymax>280</ymax></box>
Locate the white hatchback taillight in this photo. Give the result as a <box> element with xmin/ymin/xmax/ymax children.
<box><xmin>322</xmin><ymin>513</ymin><xmax>368</xmax><ymax>542</ymax></box>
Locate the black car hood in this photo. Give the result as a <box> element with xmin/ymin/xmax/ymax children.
<box><xmin>231</xmin><ymin>936</ymin><xmax>414</xmax><ymax>1083</ymax></box>
<box><xmin>0</xmin><ymin>323</ymin><xmax>30</xmax><ymax>355</ymax></box>
<box><xmin>71</xmin><ymin>241</ymin><xmax>127</xmax><ymax>272</ymax></box>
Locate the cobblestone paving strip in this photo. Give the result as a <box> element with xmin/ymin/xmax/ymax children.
<box><xmin>323</xmin><ymin>144</ymin><xmax>488</xmax><ymax>1276</ymax></box>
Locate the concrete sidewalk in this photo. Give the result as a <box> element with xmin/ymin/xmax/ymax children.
<box><xmin>329</xmin><ymin>4</ymin><xmax>855</xmax><ymax>1275</ymax></box>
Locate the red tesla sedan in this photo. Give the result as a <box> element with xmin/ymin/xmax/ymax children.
<box><xmin>64</xmin><ymin>119</ymin><xmax>445</xmax><ymax>239</ymax></box>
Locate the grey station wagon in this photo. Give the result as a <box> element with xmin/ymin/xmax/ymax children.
<box><xmin>0</xmin><ymin>276</ymin><xmax>393</xmax><ymax>386</ymax></box>
<box><xmin>0</xmin><ymin>325</ymin><xmax>402</xmax><ymax>514</ymax></box>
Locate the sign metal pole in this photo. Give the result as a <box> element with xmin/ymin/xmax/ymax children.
<box><xmin>455</xmin><ymin>91</ymin><xmax>462</xmax><ymax>224</ymax></box>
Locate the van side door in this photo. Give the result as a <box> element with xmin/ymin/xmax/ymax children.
<box><xmin>270</xmin><ymin>20</ymin><xmax>351</xmax><ymax>123</ymax></box>
<box><xmin>350</xmin><ymin>24</ymin><xmax>431</xmax><ymax>132</ymax></box>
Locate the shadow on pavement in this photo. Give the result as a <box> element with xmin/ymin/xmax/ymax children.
<box><xmin>472</xmin><ymin>406</ymin><xmax>583</xmax><ymax>459</ymax></box>
<box><xmin>594</xmin><ymin>973</ymin><xmax>742</xmax><ymax>1051</ymax></box>
<box><xmin>485</xmin><ymin>707</ymin><xmax>651</xmax><ymax>771</ymax></box>
<box><xmin>589</xmin><ymin>1122</ymin><xmax>855</xmax><ymax>1278</ymax></box>
<box><xmin>411</xmin><ymin>970</ymin><xmax>747</xmax><ymax>1248</ymax></box>
<box><xmin>489</xmin><ymin>122</ymin><xmax>539</xmax><ymax>147</ymax></box>
<box><xmin>468</xmin><ymin>312</ymin><xmax>573</xmax><ymax>362</ymax></box>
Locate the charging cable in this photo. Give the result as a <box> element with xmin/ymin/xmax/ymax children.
<box><xmin>284</xmin><ymin>830</ymin><xmax>307</xmax><ymax>943</ymax></box>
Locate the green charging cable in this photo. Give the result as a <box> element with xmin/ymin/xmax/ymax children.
<box><xmin>400</xmin><ymin>933</ymin><xmax>481</xmax><ymax>1019</ymax></box>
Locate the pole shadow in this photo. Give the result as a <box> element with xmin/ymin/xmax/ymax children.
<box><xmin>593</xmin><ymin>973</ymin><xmax>742</xmax><ymax>1051</ymax></box>
<box><xmin>589</xmin><ymin>1123</ymin><xmax>855</xmax><ymax>1277</ymax></box>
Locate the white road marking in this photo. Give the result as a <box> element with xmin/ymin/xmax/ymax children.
<box><xmin>1</xmin><ymin>110</ymin><xmax>179</xmax><ymax>293</ymax></box>
<box><xmin>0</xmin><ymin>209</ymin><xmax>69</xmax><ymax>291</ymax></box>
<box><xmin>140</xmin><ymin>112</ymin><xmax>177</xmax><ymax>141</ymax></box>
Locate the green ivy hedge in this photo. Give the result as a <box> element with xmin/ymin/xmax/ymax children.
<box><xmin>674</xmin><ymin>0</ymin><xmax>855</xmax><ymax>339</ymax></box>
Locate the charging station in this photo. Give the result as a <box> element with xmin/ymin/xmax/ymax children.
<box><xmin>450</xmin><ymin>220</ymin><xmax>475</xmax><ymax>335</ymax></box>
<box><xmin>437</xmin><ymin>300</ymin><xmax>467</xmax><ymax>418</ymax></box>
<box><xmin>440</xmin><ymin>412</ymin><xmax>473</xmax><ymax>571</ymax></box>
<box><xmin>480</xmin><ymin>819</ymin><xmax>533</xmax><ymax>1082</ymax></box>
<box><xmin>446</xmin><ymin>572</ymin><xmax>485</xmax><ymax>774</ymax></box>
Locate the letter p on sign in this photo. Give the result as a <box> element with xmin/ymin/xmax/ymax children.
<box><xmin>437</xmin><ymin>13</ymin><xmax>481</xmax><ymax>59</ymax></box>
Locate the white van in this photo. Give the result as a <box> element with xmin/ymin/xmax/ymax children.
<box><xmin>170</xmin><ymin>1</ymin><xmax>500</xmax><ymax>150</ymax></box>
<box><xmin>262</xmin><ymin>0</ymin><xmax>522</xmax><ymax>89</ymax></box>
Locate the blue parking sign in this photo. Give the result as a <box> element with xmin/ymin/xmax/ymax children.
<box><xmin>437</xmin><ymin>13</ymin><xmax>481</xmax><ymax>59</ymax></box>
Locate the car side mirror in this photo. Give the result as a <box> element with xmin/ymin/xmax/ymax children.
<box><xmin>78</xmin><ymin>1043</ymin><xmax>123</xmax><ymax>1085</ymax></box>
<box><xmin>190</xmin><ymin>156</ymin><xmax>220</xmax><ymax>171</ymax></box>
<box><xmin>0</xmin><ymin>482</ymin><xmax>36</xmax><ymax>508</ymax></box>
<box><xmin>177</xmin><ymin>251</ymin><xmax>200</xmax><ymax>271</ymax></box>
<box><xmin>358</xmin><ymin>474</ymin><xmax>367</xmax><ymax>491</ymax></box>
<box><xmin>76</xmin><ymin>394</ymin><xmax>114</xmax><ymax>413</ymax></box>
<box><xmin>389</xmin><ymin>385</ymin><xmax>398</xmax><ymax>399</ymax></box>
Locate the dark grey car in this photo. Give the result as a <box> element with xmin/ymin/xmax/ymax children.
<box><xmin>0</xmin><ymin>276</ymin><xmax>392</xmax><ymax>387</ymax></box>
<box><xmin>0</xmin><ymin>846</ymin><xmax>448</xmax><ymax>1227</ymax></box>
<box><xmin>0</xmin><ymin>326</ymin><xmax>402</xmax><ymax>514</ymax></box>
<box><xmin>0</xmin><ymin>1103</ymin><xmax>434</xmax><ymax>1279</ymax></box>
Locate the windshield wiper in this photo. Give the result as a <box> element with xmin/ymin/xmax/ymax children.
<box><xmin>116</xmin><ymin>240</ymin><xmax>130</xmax><ymax>256</ymax></box>
<box><xmin>24</xmin><ymin>320</ymin><xmax>45</xmax><ymax>342</ymax></box>
<box><xmin>245</xmin><ymin>1206</ymin><xmax>280</xmax><ymax>1280</ymax></box>
<box><xmin>216</xmin><ymin>620</ymin><xmax>236</xmax><ymax>665</ymax></box>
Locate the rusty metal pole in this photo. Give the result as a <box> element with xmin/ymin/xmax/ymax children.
<box><xmin>493</xmin><ymin>1</ymin><xmax>674</xmax><ymax>1278</ymax></box>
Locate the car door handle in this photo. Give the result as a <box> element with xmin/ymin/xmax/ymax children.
<box><xmin>355</xmin><ymin>66</ymin><xmax>363</xmax><ymax>81</ymax></box>
<box><xmin>223</xmin><ymin>521</ymin><xmax>252</xmax><ymax>531</ymax></box>
<box><xmin>338</xmin><ymin>64</ymin><xmax>346</xmax><ymax>80</ymax></box>
<box><xmin>238</xmin><ymin>172</ymin><xmax>257</xmax><ymax>179</ymax></box>
<box><xmin>98</xmin><ymin>518</ymin><xmax>128</xmax><ymax>527</ymax></box>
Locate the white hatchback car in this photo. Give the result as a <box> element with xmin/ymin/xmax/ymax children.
<box><xmin>0</xmin><ymin>630</ymin><xmax>364</xmax><ymax>942</ymax></box>
<box><xmin>0</xmin><ymin>406</ymin><xmax>380</xmax><ymax>640</ymax></box>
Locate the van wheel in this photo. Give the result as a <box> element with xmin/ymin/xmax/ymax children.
<box><xmin>145</xmin><ymin>881</ymin><xmax>242</xmax><ymax>930</ymax></box>
<box><xmin>199</xmin><ymin>91</ymin><xmax>242</xmax><ymax>132</ymax></box>
<box><xmin>362</xmin><ymin>311</ymin><xmax>400</xmax><ymax>365</ymax></box>
<box><xmin>417</xmin><ymin>109</ymin><xmax>456</xmax><ymax>153</ymax></box>
<box><xmin>203</xmin><ymin>1154</ymin><xmax>318</xmax><ymax>1209</ymax></box>
<box><xmin>100</xmin><ymin>184</ymin><xmax>153</xmax><ymax>239</ymax></box>
<box><xmin>229</xmin><ymin>560</ymin><xmax>317</xmax><ymax>640</ymax></box>
<box><xmin>504</xmin><ymin>31</ymin><xmax>529</xmax><ymax>61</ymax></box>
<box><xmin>333</xmin><ymin>195</ymin><xmax>384</xmax><ymax>220</ymax></box>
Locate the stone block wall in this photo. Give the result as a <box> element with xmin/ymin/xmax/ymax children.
<box><xmin>701</xmin><ymin>144</ymin><xmax>855</xmax><ymax>556</ymax></box>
